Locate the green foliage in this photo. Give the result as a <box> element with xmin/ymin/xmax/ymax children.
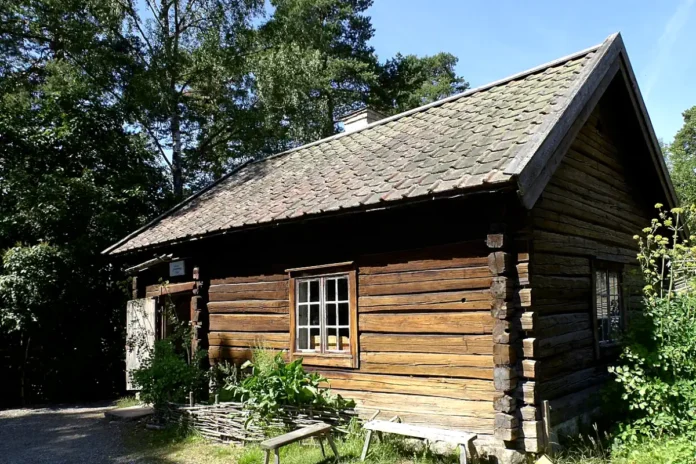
<box><xmin>115</xmin><ymin>396</ymin><xmax>141</xmax><ymax>408</ymax></box>
<box><xmin>227</xmin><ymin>348</ymin><xmax>354</xmax><ymax>418</ymax></box>
<box><xmin>610</xmin><ymin>205</ymin><xmax>696</xmax><ymax>443</ymax></box>
<box><xmin>666</xmin><ymin>107</ymin><xmax>696</xmax><ymax>222</ymax></box>
<box><xmin>372</xmin><ymin>53</ymin><xmax>469</xmax><ymax>115</ymax></box>
<box><xmin>132</xmin><ymin>339</ymin><xmax>207</xmax><ymax>410</ymax></box>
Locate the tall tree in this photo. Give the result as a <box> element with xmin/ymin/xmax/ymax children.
<box><xmin>372</xmin><ymin>52</ymin><xmax>469</xmax><ymax>115</ymax></box>
<box><xmin>666</xmin><ymin>106</ymin><xmax>696</xmax><ymax>210</ymax></box>
<box><xmin>254</xmin><ymin>0</ymin><xmax>377</xmax><ymax>146</ymax></box>
<box><xmin>0</xmin><ymin>0</ymin><xmax>169</xmax><ymax>404</ymax></box>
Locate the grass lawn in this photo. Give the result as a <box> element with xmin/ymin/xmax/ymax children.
<box><xmin>122</xmin><ymin>423</ymin><xmax>469</xmax><ymax>464</ymax></box>
<box><xmin>122</xmin><ymin>422</ymin><xmax>696</xmax><ymax>464</ymax></box>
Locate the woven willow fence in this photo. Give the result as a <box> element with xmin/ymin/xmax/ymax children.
<box><xmin>166</xmin><ymin>402</ymin><xmax>360</xmax><ymax>444</ymax></box>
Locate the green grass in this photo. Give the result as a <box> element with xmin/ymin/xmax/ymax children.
<box><xmin>121</xmin><ymin>422</ymin><xmax>696</xmax><ymax>464</ymax></box>
<box><xmin>114</xmin><ymin>396</ymin><xmax>141</xmax><ymax>408</ymax></box>
<box><xmin>553</xmin><ymin>434</ymin><xmax>696</xmax><ymax>464</ymax></box>
<box><xmin>122</xmin><ymin>424</ymin><xmax>487</xmax><ymax>464</ymax></box>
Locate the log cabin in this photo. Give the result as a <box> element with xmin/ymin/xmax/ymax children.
<box><xmin>105</xmin><ymin>33</ymin><xmax>678</xmax><ymax>462</ymax></box>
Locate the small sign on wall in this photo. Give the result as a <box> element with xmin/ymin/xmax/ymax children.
<box><xmin>169</xmin><ymin>260</ymin><xmax>185</xmax><ymax>277</ymax></box>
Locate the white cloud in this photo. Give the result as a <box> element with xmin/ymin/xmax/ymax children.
<box><xmin>642</xmin><ymin>0</ymin><xmax>695</xmax><ymax>99</ymax></box>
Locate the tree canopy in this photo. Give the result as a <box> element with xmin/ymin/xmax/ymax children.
<box><xmin>666</xmin><ymin>106</ymin><xmax>696</xmax><ymax>211</ymax></box>
<box><xmin>0</xmin><ymin>0</ymin><xmax>467</xmax><ymax>405</ymax></box>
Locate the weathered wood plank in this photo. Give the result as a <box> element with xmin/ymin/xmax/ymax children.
<box><xmin>359</xmin><ymin>290</ymin><xmax>492</xmax><ymax>309</ymax></box>
<box><xmin>333</xmin><ymin>390</ymin><xmax>494</xmax><ymax>419</ymax></box>
<box><xmin>209</xmin><ymin>314</ymin><xmax>289</xmax><ymax>332</ymax></box>
<box><xmin>209</xmin><ymin>290</ymin><xmax>288</xmax><ymax>301</ymax></box>
<box><xmin>208</xmin><ymin>332</ymin><xmax>289</xmax><ymax>349</ymax></box>
<box><xmin>210</xmin><ymin>274</ymin><xmax>287</xmax><ymax>285</ymax></box>
<box><xmin>360</xmin><ymin>277</ymin><xmax>493</xmax><ymax>296</ymax></box>
<box><xmin>359</xmin><ymin>333</ymin><xmax>493</xmax><ymax>355</ymax></box>
<box><xmin>360</xmin><ymin>256</ymin><xmax>489</xmax><ymax>276</ymax></box>
<box><xmin>321</xmin><ymin>371</ymin><xmax>495</xmax><ymax>401</ymax></box>
<box><xmin>209</xmin><ymin>281</ymin><xmax>288</xmax><ymax>294</ymax></box>
<box><xmin>359</xmin><ymin>312</ymin><xmax>494</xmax><ymax>334</ymax></box>
<box><xmin>207</xmin><ymin>300</ymin><xmax>289</xmax><ymax>314</ymax></box>
<box><xmin>359</xmin><ymin>267</ymin><xmax>491</xmax><ymax>286</ymax></box>
<box><xmin>360</xmin><ymin>352</ymin><xmax>493</xmax><ymax>379</ymax></box>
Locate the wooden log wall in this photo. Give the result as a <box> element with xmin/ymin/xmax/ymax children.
<box><xmin>207</xmin><ymin>241</ymin><xmax>500</xmax><ymax>441</ymax></box>
<box><xmin>523</xmin><ymin>106</ymin><xmax>651</xmax><ymax>444</ymax></box>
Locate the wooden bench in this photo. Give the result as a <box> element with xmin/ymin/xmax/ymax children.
<box><xmin>361</xmin><ymin>420</ymin><xmax>477</xmax><ymax>464</ymax></box>
<box><xmin>260</xmin><ymin>422</ymin><xmax>339</xmax><ymax>464</ymax></box>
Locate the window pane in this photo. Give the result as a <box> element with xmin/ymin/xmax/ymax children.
<box><xmin>326</xmin><ymin>278</ymin><xmax>336</xmax><ymax>301</ymax></box>
<box><xmin>310</xmin><ymin>280</ymin><xmax>320</xmax><ymax>302</ymax></box>
<box><xmin>338</xmin><ymin>328</ymin><xmax>350</xmax><ymax>351</ymax></box>
<box><xmin>326</xmin><ymin>328</ymin><xmax>338</xmax><ymax>350</ymax></box>
<box><xmin>596</xmin><ymin>270</ymin><xmax>608</xmax><ymax>318</ymax></box>
<box><xmin>326</xmin><ymin>303</ymin><xmax>337</xmax><ymax>325</ymax></box>
<box><xmin>310</xmin><ymin>328</ymin><xmax>321</xmax><ymax>350</ymax></box>
<box><xmin>298</xmin><ymin>281</ymin><xmax>309</xmax><ymax>303</ymax></box>
<box><xmin>298</xmin><ymin>305</ymin><xmax>308</xmax><ymax>326</ymax></box>
<box><xmin>310</xmin><ymin>304</ymin><xmax>320</xmax><ymax>325</ymax></box>
<box><xmin>338</xmin><ymin>302</ymin><xmax>349</xmax><ymax>325</ymax></box>
<box><xmin>608</xmin><ymin>271</ymin><xmax>621</xmax><ymax>338</ymax></box>
<box><xmin>338</xmin><ymin>277</ymin><xmax>348</xmax><ymax>301</ymax></box>
<box><xmin>298</xmin><ymin>328</ymin><xmax>308</xmax><ymax>350</ymax></box>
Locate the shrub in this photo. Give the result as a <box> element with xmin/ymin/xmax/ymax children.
<box><xmin>611</xmin><ymin>205</ymin><xmax>696</xmax><ymax>443</ymax></box>
<box><xmin>227</xmin><ymin>348</ymin><xmax>354</xmax><ymax>418</ymax></box>
<box><xmin>131</xmin><ymin>339</ymin><xmax>207</xmax><ymax>411</ymax></box>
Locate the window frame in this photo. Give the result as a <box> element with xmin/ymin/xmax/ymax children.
<box><xmin>287</xmin><ymin>262</ymin><xmax>358</xmax><ymax>368</ymax></box>
<box><xmin>591</xmin><ymin>260</ymin><xmax>626</xmax><ymax>357</ymax></box>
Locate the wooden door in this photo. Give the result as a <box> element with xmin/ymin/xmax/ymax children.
<box><xmin>125</xmin><ymin>298</ymin><xmax>156</xmax><ymax>390</ymax></box>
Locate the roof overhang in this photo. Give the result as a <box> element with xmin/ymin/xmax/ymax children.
<box><xmin>506</xmin><ymin>33</ymin><xmax>679</xmax><ymax>211</ymax></box>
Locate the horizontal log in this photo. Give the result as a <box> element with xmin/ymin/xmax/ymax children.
<box><xmin>207</xmin><ymin>300</ymin><xmax>289</xmax><ymax>314</ymax></box>
<box><xmin>333</xmin><ymin>389</ymin><xmax>494</xmax><ymax>419</ymax></box>
<box><xmin>358</xmin><ymin>290</ymin><xmax>492</xmax><ymax>310</ymax></box>
<box><xmin>359</xmin><ymin>312</ymin><xmax>494</xmax><ymax>334</ymax></box>
<box><xmin>521</xmin><ymin>347</ymin><xmax>595</xmax><ymax>381</ymax></box>
<box><xmin>208</xmin><ymin>332</ymin><xmax>289</xmax><ymax>349</ymax></box>
<box><xmin>520</xmin><ymin>406</ymin><xmax>539</xmax><ymax>421</ymax></box>
<box><xmin>208</xmin><ymin>346</ymin><xmax>286</xmax><ymax>364</ymax></box>
<box><xmin>320</xmin><ymin>371</ymin><xmax>495</xmax><ymax>401</ymax></box>
<box><xmin>360</xmin><ymin>410</ymin><xmax>494</xmax><ymax>435</ymax></box>
<box><xmin>209</xmin><ymin>281</ymin><xmax>288</xmax><ymax>294</ymax></box>
<box><xmin>359</xmin><ymin>267</ymin><xmax>491</xmax><ymax>286</ymax></box>
<box><xmin>360</xmin><ymin>255</ymin><xmax>489</xmax><ymax>276</ymax></box>
<box><xmin>210</xmin><ymin>274</ymin><xmax>287</xmax><ymax>285</ymax></box>
<box><xmin>209</xmin><ymin>290</ymin><xmax>288</xmax><ymax>301</ymax></box>
<box><xmin>531</xmin><ymin>253</ymin><xmax>590</xmax><ymax>276</ymax></box>
<box><xmin>360</xmin><ymin>352</ymin><xmax>493</xmax><ymax>379</ymax></box>
<box><xmin>520</xmin><ymin>367</ymin><xmax>609</xmax><ymax>404</ymax></box>
<box><xmin>359</xmin><ymin>333</ymin><xmax>492</xmax><ymax>355</ymax></box>
<box><xmin>549</xmin><ymin>385</ymin><xmax>602</xmax><ymax>425</ymax></box>
<box><xmin>145</xmin><ymin>281</ymin><xmax>196</xmax><ymax>297</ymax></box>
<box><xmin>533</xmin><ymin>313</ymin><xmax>591</xmax><ymax>337</ymax></box>
<box><xmin>360</xmin><ymin>277</ymin><xmax>493</xmax><ymax>296</ymax></box>
<box><xmin>209</xmin><ymin>314</ymin><xmax>289</xmax><ymax>332</ymax></box>
<box><xmin>523</xmin><ymin>329</ymin><xmax>593</xmax><ymax>359</ymax></box>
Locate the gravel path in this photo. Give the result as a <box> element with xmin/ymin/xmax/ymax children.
<box><xmin>0</xmin><ymin>403</ymin><xmax>142</xmax><ymax>464</ymax></box>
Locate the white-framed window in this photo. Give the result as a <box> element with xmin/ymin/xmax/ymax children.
<box><xmin>594</xmin><ymin>263</ymin><xmax>624</xmax><ymax>346</ymax></box>
<box><xmin>295</xmin><ymin>275</ymin><xmax>351</xmax><ymax>352</ymax></box>
<box><xmin>287</xmin><ymin>263</ymin><xmax>358</xmax><ymax>368</ymax></box>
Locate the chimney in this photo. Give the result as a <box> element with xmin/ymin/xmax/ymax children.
<box><xmin>339</xmin><ymin>108</ymin><xmax>386</xmax><ymax>133</ymax></box>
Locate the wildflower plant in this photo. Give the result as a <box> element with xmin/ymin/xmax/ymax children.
<box><xmin>611</xmin><ymin>204</ymin><xmax>696</xmax><ymax>443</ymax></box>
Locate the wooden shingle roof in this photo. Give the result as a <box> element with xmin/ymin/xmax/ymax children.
<box><xmin>106</xmin><ymin>33</ymin><xmax>676</xmax><ymax>255</ymax></box>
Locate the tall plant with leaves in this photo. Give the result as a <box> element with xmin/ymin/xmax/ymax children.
<box><xmin>666</xmin><ymin>107</ymin><xmax>696</xmax><ymax>226</ymax></box>
<box><xmin>611</xmin><ymin>205</ymin><xmax>696</xmax><ymax>443</ymax></box>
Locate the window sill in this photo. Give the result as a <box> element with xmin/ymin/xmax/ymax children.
<box><xmin>291</xmin><ymin>352</ymin><xmax>357</xmax><ymax>368</ymax></box>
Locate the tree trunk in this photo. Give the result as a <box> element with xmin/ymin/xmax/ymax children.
<box><xmin>20</xmin><ymin>334</ymin><xmax>31</xmax><ymax>406</ymax></box>
<box><xmin>171</xmin><ymin>112</ymin><xmax>183</xmax><ymax>197</ymax></box>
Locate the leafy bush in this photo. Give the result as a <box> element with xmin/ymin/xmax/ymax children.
<box><xmin>227</xmin><ymin>348</ymin><xmax>354</xmax><ymax>418</ymax></box>
<box><xmin>611</xmin><ymin>205</ymin><xmax>696</xmax><ymax>443</ymax></box>
<box><xmin>132</xmin><ymin>339</ymin><xmax>207</xmax><ymax>410</ymax></box>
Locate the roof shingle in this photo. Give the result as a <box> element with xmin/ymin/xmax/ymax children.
<box><xmin>108</xmin><ymin>45</ymin><xmax>601</xmax><ymax>254</ymax></box>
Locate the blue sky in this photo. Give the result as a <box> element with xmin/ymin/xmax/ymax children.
<box><xmin>366</xmin><ymin>0</ymin><xmax>696</xmax><ymax>143</ymax></box>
